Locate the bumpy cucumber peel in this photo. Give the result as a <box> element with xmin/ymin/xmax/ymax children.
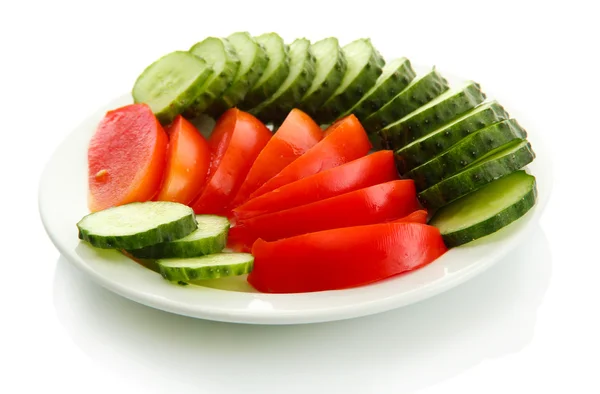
<box><xmin>158</xmin><ymin>253</ymin><xmax>254</xmax><ymax>282</ymax></box>
<box><xmin>395</xmin><ymin>101</ymin><xmax>509</xmax><ymax>174</ymax></box>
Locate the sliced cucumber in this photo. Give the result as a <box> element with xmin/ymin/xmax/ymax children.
<box><xmin>77</xmin><ymin>202</ymin><xmax>197</xmax><ymax>250</ymax></box>
<box><xmin>395</xmin><ymin>101</ymin><xmax>509</xmax><ymax>174</ymax></box>
<box><xmin>337</xmin><ymin>57</ymin><xmax>416</xmax><ymax>121</ymax></box>
<box><xmin>362</xmin><ymin>68</ymin><xmax>449</xmax><ymax>134</ymax></box>
<box><xmin>127</xmin><ymin>215</ymin><xmax>230</xmax><ymax>259</ymax></box>
<box><xmin>300</xmin><ymin>37</ymin><xmax>347</xmax><ymax>115</ymax></box>
<box><xmin>185</xmin><ymin>37</ymin><xmax>241</xmax><ymax>116</ymax></box>
<box><xmin>158</xmin><ymin>253</ymin><xmax>254</xmax><ymax>282</ymax></box>
<box><xmin>313</xmin><ymin>38</ymin><xmax>385</xmax><ymax>124</ymax></box>
<box><xmin>406</xmin><ymin>119</ymin><xmax>527</xmax><ymax>190</ymax></box>
<box><xmin>430</xmin><ymin>171</ymin><xmax>537</xmax><ymax>247</ymax></box>
<box><xmin>207</xmin><ymin>32</ymin><xmax>269</xmax><ymax>117</ymax></box>
<box><xmin>250</xmin><ymin>38</ymin><xmax>316</xmax><ymax>123</ymax></box>
<box><xmin>418</xmin><ymin>140</ymin><xmax>535</xmax><ymax>208</ymax></box>
<box><xmin>239</xmin><ymin>33</ymin><xmax>290</xmax><ymax>110</ymax></box>
<box><xmin>381</xmin><ymin>81</ymin><xmax>486</xmax><ymax>149</ymax></box>
<box><xmin>132</xmin><ymin>51</ymin><xmax>213</xmax><ymax>125</ymax></box>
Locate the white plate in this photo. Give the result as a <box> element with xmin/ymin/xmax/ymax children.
<box><xmin>39</xmin><ymin>72</ymin><xmax>552</xmax><ymax>325</ymax></box>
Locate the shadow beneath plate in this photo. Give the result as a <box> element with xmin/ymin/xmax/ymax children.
<box><xmin>53</xmin><ymin>225</ymin><xmax>552</xmax><ymax>393</ymax></box>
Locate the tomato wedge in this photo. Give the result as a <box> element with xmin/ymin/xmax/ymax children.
<box><xmin>393</xmin><ymin>210</ymin><xmax>428</xmax><ymax>224</ymax></box>
<box><xmin>191</xmin><ymin>109</ymin><xmax>271</xmax><ymax>215</ymax></box>
<box><xmin>230</xmin><ymin>179</ymin><xmax>419</xmax><ymax>247</ymax></box>
<box><xmin>248</xmin><ymin>222</ymin><xmax>448</xmax><ymax>293</ymax></box>
<box><xmin>233</xmin><ymin>150</ymin><xmax>398</xmax><ymax>220</ymax></box>
<box><xmin>88</xmin><ymin>103</ymin><xmax>168</xmax><ymax>212</ymax></box>
<box><xmin>230</xmin><ymin>109</ymin><xmax>323</xmax><ymax>207</ymax></box>
<box><xmin>248</xmin><ymin>114</ymin><xmax>371</xmax><ymax>199</ymax></box>
<box><xmin>155</xmin><ymin>115</ymin><xmax>210</xmax><ymax>204</ymax></box>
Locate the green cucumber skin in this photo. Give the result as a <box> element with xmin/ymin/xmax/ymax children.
<box><xmin>314</xmin><ymin>39</ymin><xmax>385</xmax><ymax>124</ymax></box>
<box><xmin>126</xmin><ymin>229</ymin><xmax>228</xmax><ymax>259</ymax></box>
<box><xmin>77</xmin><ymin>204</ymin><xmax>198</xmax><ymax>250</ymax></box>
<box><xmin>418</xmin><ymin>141</ymin><xmax>535</xmax><ymax>208</ymax></box>
<box><xmin>338</xmin><ymin>58</ymin><xmax>416</xmax><ymax>121</ymax></box>
<box><xmin>381</xmin><ymin>82</ymin><xmax>486</xmax><ymax>150</ymax></box>
<box><xmin>300</xmin><ymin>38</ymin><xmax>348</xmax><ymax>115</ymax></box>
<box><xmin>158</xmin><ymin>256</ymin><xmax>254</xmax><ymax>282</ymax></box>
<box><xmin>395</xmin><ymin>101</ymin><xmax>509</xmax><ymax>174</ymax></box>
<box><xmin>406</xmin><ymin>119</ymin><xmax>527</xmax><ymax>191</ymax></box>
<box><xmin>362</xmin><ymin>69</ymin><xmax>449</xmax><ymax>135</ymax></box>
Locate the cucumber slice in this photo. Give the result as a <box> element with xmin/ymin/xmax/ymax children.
<box><xmin>338</xmin><ymin>57</ymin><xmax>416</xmax><ymax>121</ymax></box>
<box><xmin>132</xmin><ymin>51</ymin><xmax>213</xmax><ymax>125</ymax></box>
<box><xmin>77</xmin><ymin>202</ymin><xmax>197</xmax><ymax>250</ymax></box>
<box><xmin>158</xmin><ymin>253</ymin><xmax>254</xmax><ymax>282</ymax></box>
<box><xmin>239</xmin><ymin>33</ymin><xmax>290</xmax><ymax>110</ymax></box>
<box><xmin>314</xmin><ymin>38</ymin><xmax>385</xmax><ymax>124</ymax></box>
<box><xmin>250</xmin><ymin>38</ymin><xmax>316</xmax><ymax>123</ymax></box>
<box><xmin>185</xmin><ymin>37</ymin><xmax>241</xmax><ymax>116</ymax></box>
<box><xmin>418</xmin><ymin>140</ymin><xmax>535</xmax><ymax>208</ymax></box>
<box><xmin>207</xmin><ymin>32</ymin><xmax>270</xmax><ymax>117</ymax></box>
<box><xmin>406</xmin><ymin>119</ymin><xmax>527</xmax><ymax>190</ymax></box>
<box><xmin>127</xmin><ymin>215</ymin><xmax>230</xmax><ymax>259</ymax></box>
<box><xmin>300</xmin><ymin>37</ymin><xmax>348</xmax><ymax>114</ymax></box>
<box><xmin>381</xmin><ymin>81</ymin><xmax>486</xmax><ymax>149</ymax></box>
<box><xmin>362</xmin><ymin>68</ymin><xmax>449</xmax><ymax>134</ymax></box>
<box><xmin>430</xmin><ymin>171</ymin><xmax>537</xmax><ymax>247</ymax></box>
<box><xmin>395</xmin><ymin>101</ymin><xmax>509</xmax><ymax>174</ymax></box>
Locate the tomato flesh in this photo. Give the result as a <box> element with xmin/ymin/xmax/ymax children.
<box><xmin>394</xmin><ymin>210</ymin><xmax>428</xmax><ymax>224</ymax></box>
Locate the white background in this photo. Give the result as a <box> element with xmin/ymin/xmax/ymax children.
<box><xmin>1</xmin><ymin>0</ymin><xmax>599</xmax><ymax>392</ymax></box>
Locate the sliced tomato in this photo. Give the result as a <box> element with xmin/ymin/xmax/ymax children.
<box><xmin>190</xmin><ymin>109</ymin><xmax>271</xmax><ymax>215</ymax></box>
<box><xmin>229</xmin><ymin>179</ymin><xmax>419</xmax><ymax>247</ymax></box>
<box><xmin>248</xmin><ymin>222</ymin><xmax>448</xmax><ymax>293</ymax></box>
<box><xmin>233</xmin><ymin>150</ymin><xmax>398</xmax><ymax>220</ymax></box>
<box><xmin>154</xmin><ymin>115</ymin><xmax>210</xmax><ymax>204</ymax></box>
<box><xmin>88</xmin><ymin>103</ymin><xmax>168</xmax><ymax>212</ymax></box>
<box><xmin>248</xmin><ymin>114</ymin><xmax>371</xmax><ymax>199</ymax></box>
<box><xmin>230</xmin><ymin>109</ymin><xmax>323</xmax><ymax>207</ymax></box>
<box><xmin>393</xmin><ymin>210</ymin><xmax>428</xmax><ymax>224</ymax></box>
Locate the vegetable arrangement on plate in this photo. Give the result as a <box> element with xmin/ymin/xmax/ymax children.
<box><xmin>76</xmin><ymin>32</ymin><xmax>538</xmax><ymax>294</ymax></box>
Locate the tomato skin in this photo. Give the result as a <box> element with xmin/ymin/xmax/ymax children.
<box><xmin>247</xmin><ymin>222</ymin><xmax>448</xmax><ymax>293</ymax></box>
<box><xmin>88</xmin><ymin>103</ymin><xmax>168</xmax><ymax>212</ymax></box>
<box><xmin>393</xmin><ymin>210</ymin><xmax>428</xmax><ymax>224</ymax></box>
<box><xmin>230</xmin><ymin>109</ymin><xmax>323</xmax><ymax>207</ymax></box>
<box><xmin>248</xmin><ymin>114</ymin><xmax>371</xmax><ymax>199</ymax></box>
<box><xmin>191</xmin><ymin>109</ymin><xmax>271</xmax><ymax>215</ymax></box>
<box><xmin>230</xmin><ymin>179</ymin><xmax>420</xmax><ymax>246</ymax></box>
<box><xmin>155</xmin><ymin>115</ymin><xmax>210</xmax><ymax>205</ymax></box>
<box><xmin>233</xmin><ymin>150</ymin><xmax>399</xmax><ymax>220</ymax></box>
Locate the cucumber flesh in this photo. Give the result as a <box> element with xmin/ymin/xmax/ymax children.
<box><xmin>127</xmin><ymin>215</ymin><xmax>230</xmax><ymax>259</ymax></box>
<box><xmin>430</xmin><ymin>171</ymin><xmax>537</xmax><ymax>247</ymax></box>
<box><xmin>158</xmin><ymin>253</ymin><xmax>254</xmax><ymax>282</ymax></box>
<box><xmin>395</xmin><ymin>101</ymin><xmax>509</xmax><ymax>174</ymax></box>
<box><xmin>77</xmin><ymin>202</ymin><xmax>197</xmax><ymax>250</ymax></box>
<box><xmin>406</xmin><ymin>119</ymin><xmax>527</xmax><ymax>191</ymax></box>
<box><xmin>185</xmin><ymin>37</ymin><xmax>241</xmax><ymax>116</ymax></box>
<box><xmin>314</xmin><ymin>38</ymin><xmax>385</xmax><ymax>124</ymax></box>
<box><xmin>381</xmin><ymin>80</ymin><xmax>486</xmax><ymax>149</ymax></box>
<box><xmin>418</xmin><ymin>140</ymin><xmax>535</xmax><ymax>208</ymax></box>
<box><xmin>338</xmin><ymin>57</ymin><xmax>416</xmax><ymax>121</ymax></box>
<box><xmin>250</xmin><ymin>38</ymin><xmax>316</xmax><ymax>123</ymax></box>
<box><xmin>132</xmin><ymin>51</ymin><xmax>213</xmax><ymax>125</ymax></box>
<box><xmin>240</xmin><ymin>33</ymin><xmax>290</xmax><ymax>110</ymax></box>
<box><xmin>207</xmin><ymin>32</ymin><xmax>269</xmax><ymax>118</ymax></box>
<box><xmin>300</xmin><ymin>37</ymin><xmax>347</xmax><ymax>114</ymax></box>
<box><xmin>362</xmin><ymin>68</ymin><xmax>449</xmax><ymax>134</ymax></box>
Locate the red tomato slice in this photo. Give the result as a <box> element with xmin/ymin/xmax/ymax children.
<box><xmin>155</xmin><ymin>115</ymin><xmax>210</xmax><ymax>205</ymax></box>
<box><xmin>88</xmin><ymin>103</ymin><xmax>168</xmax><ymax>212</ymax></box>
<box><xmin>393</xmin><ymin>210</ymin><xmax>428</xmax><ymax>224</ymax></box>
<box><xmin>191</xmin><ymin>109</ymin><xmax>271</xmax><ymax>215</ymax></box>
<box><xmin>248</xmin><ymin>222</ymin><xmax>448</xmax><ymax>293</ymax></box>
<box><xmin>248</xmin><ymin>114</ymin><xmax>371</xmax><ymax>199</ymax></box>
<box><xmin>233</xmin><ymin>150</ymin><xmax>399</xmax><ymax>220</ymax></box>
<box><xmin>230</xmin><ymin>179</ymin><xmax>419</xmax><ymax>247</ymax></box>
<box><xmin>230</xmin><ymin>109</ymin><xmax>323</xmax><ymax>207</ymax></box>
